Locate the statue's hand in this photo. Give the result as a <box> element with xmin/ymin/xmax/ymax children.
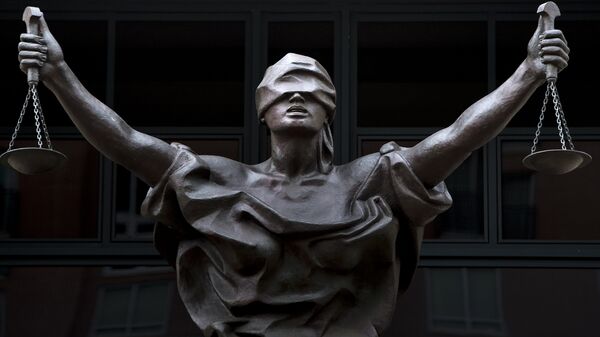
<box><xmin>525</xmin><ymin>17</ymin><xmax>570</xmax><ymax>80</ymax></box>
<box><xmin>18</xmin><ymin>16</ymin><xmax>65</xmax><ymax>82</ymax></box>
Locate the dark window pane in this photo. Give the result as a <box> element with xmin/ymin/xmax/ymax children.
<box><xmin>501</xmin><ymin>140</ymin><xmax>600</xmax><ymax>240</ymax></box>
<box><xmin>0</xmin><ymin>140</ymin><xmax>99</xmax><ymax>239</ymax></box>
<box><xmin>0</xmin><ymin>267</ymin><xmax>198</xmax><ymax>337</ymax></box>
<box><xmin>132</xmin><ymin>283</ymin><xmax>170</xmax><ymax>325</ymax></box>
<box><xmin>97</xmin><ymin>287</ymin><xmax>130</xmax><ymax>329</ymax></box>
<box><xmin>0</xmin><ymin>20</ymin><xmax>31</xmax><ymax>129</ymax></box>
<box><xmin>0</xmin><ymin>21</ymin><xmax>107</xmax><ymax>127</ymax></box>
<box><xmin>467</xmin><ymin>269</ymin><xmax>500</xmax><ymax>322</ymax></box>
<box><xmin>268</xmin><ymin>21</ymin><xmax>334</xmax><ymax>79</ymax></box>
<box><xmin>496</xmin><ymin>21</ymin><xmax>600</xmax><ymax>127</ymax></box>
<box><xmin>95</xmin><ymin>281</ymin><xmax>170</xmax><ymax>335</ymax></box>
<box><xmin>357</xmin><ymin>22</ymin><xmax>488</xmax><ymax>127</ymax></box>
<box><xmin>385</xmin><ymin>268</ymin><xmax>600</xmax><ymax>337</ymax></box>
<box><xmin>361</xmin><ymin>139</ymin><xmax>484</xmax><ymax>240</ymax></box>
<box><xmin>114</xmin><ymin>139</ymin><xmax>240</xmax><ymax>240</ymax></box>
<box><xmin>429</xmin><ymin>269</ymin><xmax>466</xmax><ymax>319</ymax></box>
<box><xmin>115</xmin><ymin>21</ymin><xmax>245</xmax><ymax>127</ymax></box>
<box><xmin>4</xmin><ymin>267</ymin><xmax>597</xmax><ymax>337</ymax></box>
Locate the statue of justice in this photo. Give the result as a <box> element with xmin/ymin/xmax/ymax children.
<box><xmin>8</xmin><ymin>2</ymin><xmax>587</xmax><ymax>336</ymax></box>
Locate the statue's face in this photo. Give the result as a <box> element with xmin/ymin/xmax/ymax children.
<box><xmin>263</xmin><ymin>91</ymin><xmax>327</xmax><ymax>135</ymax></box>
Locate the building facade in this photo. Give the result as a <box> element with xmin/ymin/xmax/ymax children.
<box><xmin>0</xmin><ymin>0</ymin><xmax>599</xmax><ymax>336</ymax></box>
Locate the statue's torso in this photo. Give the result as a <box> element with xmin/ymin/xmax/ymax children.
<box><xmin>142</xmin><ymin>143</ymin><xmax>452</xmax><ymax>337</ymax></box>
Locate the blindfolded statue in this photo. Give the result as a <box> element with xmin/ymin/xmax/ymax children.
<box><xmin>17</xmin><ymin>12</ymin><xmax>570</xmax><ymax>336</ymax></box>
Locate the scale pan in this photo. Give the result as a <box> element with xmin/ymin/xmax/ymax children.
<box><xmin>523</xmin><ymin>149</ymin><xmax>592</xmax><ymax>175</ymax></box>
<box><xmin>0</xmin><ymin>147</ymin><xmax>67</xmax><ymax>175</ymax></box>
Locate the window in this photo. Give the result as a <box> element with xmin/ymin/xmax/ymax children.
<box><xmin>0</xmin><ymin>140</ymin><xmax>100</xmax><ymax>239</ymax></box>
<box><xmin>267</xmin><ymin>21</ymin><xmax>335</xmax><ymax>79</ymax></box>
<box><xmin>389</xmin><ymin>268</ymin><xmax>600</xmax><ymax>337</ymax></box>
<box><xmin>0</xmin><ymin>20</ymin><xmax>107</xmax><ymax>128</ymax></box>
<box><xmin>115</xmin><ymin>169</ymin><xmax>155</xmax><ymax>240</ymax></box>
<box><xmin>500</xmin><ymin>140</ymin><xmax>600</xmax><ymax>240</ymax></box>
<box><xmin>496</xmin><ymin>20</ymin><xmax>600</xmax><ymax>127</ymax></box>
<box><xmin>1</xmin><ymin>3</ymin><xmax>600</xmax><ymax>337</ymax></box>
<box><xmin>356</xmin><ymin>21</ymin><xmax>488</xmax><ymax>127</ymax></box>
<box><xmin>93</xmin><ymin>282</ymin><xmax>172</xmax><ymax>336</ymax></box>
<box><xmin>101</xmin><ymin>267</ymin><xmax>172</xmax><ymax>276</ymax></box>
<box><xmin>114</xmin><ymin>21</ymin><xmax>246</xmax><ymax>127</ymax></box>
<box><xmin>426</xmin><ymin>268</ymin><xmax>504</xmax><ymax>336</ymax></box>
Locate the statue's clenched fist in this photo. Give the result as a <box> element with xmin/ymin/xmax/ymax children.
<box><xmin>18</xmin><ymin>16</ymin><xmax>65</xmax><ymax>82</ymax></box>
<box><xmin>526</xmin><ymin>18</ymin><xmax>570</xmax><ymax>80</ymax></box>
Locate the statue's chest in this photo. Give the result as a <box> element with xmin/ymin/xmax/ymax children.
<box><xmin>245</xmin><ymin>174</ymin><xmax>357</xmax><ymax>222</ymax></box>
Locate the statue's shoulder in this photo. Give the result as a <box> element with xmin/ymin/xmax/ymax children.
<box><xmin>337</xmin><ymin>141</ymin><xmax>404</xmax><ymax>172</ymax></box>
<box><xmin>334</xmin><ymin>141</ymin><xmax>412</xmax><ymax>184</ymax></box>
<box><xmin>335</xmin><ymin>151</ymin><xmax>381</xmax><ymax>179</ymax></box>
<box><xmin>168</xmin><ymin>142</ymin><xmax>247</xmax><ymax>177</ymax></box>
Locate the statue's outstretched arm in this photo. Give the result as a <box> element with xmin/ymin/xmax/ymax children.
<box><xmin>18</xmin><ymin>16</ymin><xmax>176</xmax><ymax>187</ymax></box>
<box><xmin>402</xmin><ymin>18</ymin><xmax>570</xmax><ymax>188</ymax></box>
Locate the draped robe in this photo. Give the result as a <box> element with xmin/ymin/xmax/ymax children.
<box><xmin>142</xmin><ymin>141</ymin><xmax>452</xmax><ymax>337</ymax></box>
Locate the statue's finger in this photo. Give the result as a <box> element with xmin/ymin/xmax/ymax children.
<box><xmin>18</xmin><ymin>50</ymin><xmax>47</xmax><ymax>62</ymax></box>
<box><xmin>540</xmin><ymin>46</ymin><xmax>570</xmax><ymax>61</ymax></box>
<box><xmin>540</xmin><ymin>38</ymin><xmax>570</xmax><ymax>54</ymax></box>
<box><xmin>541</xmin><ymin>30</ymin><xmax>567</xmax><ymax>44</ymax></box>
<box><xmin>542</xmin><ymin>55</ymin><xmax>568</xmax><ymax>70</ymax></box>
<box><xmin>20</xmin><ymin>58</ymin><xmax>45</xmax><ymax>68</ymax></box>
<box><xmin>18</xmin><ymin>41</ymin><xmax>47</xmax><ymax>53</ymax></box>
<box><xmin>20</xmin><ymin>33</ymin><xmax>45</xmax><ymax>44</ymax></box>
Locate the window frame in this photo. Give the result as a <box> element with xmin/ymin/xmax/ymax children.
<box><xmin>0</xmin><ymin>2</ymin><xmax>598</xmax><ymax>268</ymax></box>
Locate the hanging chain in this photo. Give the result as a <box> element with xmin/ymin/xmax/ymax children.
<box><xmin>7</xmin><ymin>84</ymin><xmax>54</xmax><ymax>151</ymax></box>
<box><xmin>30</xmin><ymin>84</ymin><xmax>45</xmax><ymax>148</ymax></box>
<box><xmin>550</xmin><ymin>82</ymin><xmax>575</xmax><ymax>150</ymax></box>
<box><xmin>8</xmin><ymin>85</ymin><xmax>32</xmax><ymax>151</ymax></box>
<box><xmin>530</xmin><ymin>83</ymin><xmax>550</xmax><ymax>154</ymax></box>
<box><xmin>549</xmin><ymin>81</ymin><xmax>568</xmax><ymax>150</ymax></box>
<box><xmin>31</xmin><ymin>85</ymin><xmax>53</xmax><ymax>149</ymax></box>
<box><xmin>530</xmin><ymin>81</ymin><xmax>576</xmax><ymax>153</ymax></box>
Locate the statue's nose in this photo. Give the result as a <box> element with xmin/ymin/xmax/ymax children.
<box><xmin>289</xmin><ymin>92</ymin><xmax>305</xmax><ymax>103</ymax></box>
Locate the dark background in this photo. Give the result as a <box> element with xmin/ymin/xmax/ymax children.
<box><xmin>0</xmin><ymin>0</ymin><xmax>599</xmax><ymax>336</ymax></box>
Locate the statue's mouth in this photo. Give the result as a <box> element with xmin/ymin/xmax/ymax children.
<box><xmin>286</xmin><ymin>105</ymin><xmax>308</xmax><ymax>117</ymax></box>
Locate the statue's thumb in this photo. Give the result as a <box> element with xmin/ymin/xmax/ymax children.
<box><xmin>534</xmin><ymin>16</ymin><xmax>544</xmax><ymax>37</ymax></box>
<box><xmin>39</xmin><ymin>16</ymin><xmax>52</xmax><ymax>37</ymax></box>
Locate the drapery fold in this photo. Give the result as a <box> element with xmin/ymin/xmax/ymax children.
<box><xmin>142</xmin><ymin>141</ymin><xmax>451</xmax><ymax>337</ymax></box>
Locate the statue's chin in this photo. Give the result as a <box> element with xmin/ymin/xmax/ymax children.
<box><xmin>269</xmin><ymin>123</ymin><xmax>322</xmax><ymax>137</ymax></box>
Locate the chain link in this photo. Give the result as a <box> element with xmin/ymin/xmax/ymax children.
<box><xmin>31</xmin><ymin>84</ymin><xmax>44</xmax><ymax>148</ymax></box>
<box><xmin>531</xmin><ymin>81</ymin><xmax>577</xmax><ymax>153</ymax></box>
<box><xmin>31</xmin><ymin>85</ymin><xmax>53</xmax><ymax>149</ymax></box>
<box><xmin>550</xmin><ymin>81</ymin><xmax>567</xmax><ymax>150</ymax></box>
<box><xmin>550</xmin><ymin>82</ymin><xmax>575</xmax><ymax>150</ymax></box>
<box><xmin>7</xmin><ymin>84</ymin><xmax>55</xmax><ymax>151</ymax></box>
<box><xmin>531</xmin><ymin>83</ymin><xmax>550</xmax><ymax>154</ymax></box>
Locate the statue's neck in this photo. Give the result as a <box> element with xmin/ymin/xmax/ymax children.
<box><xmin>269</xmin><ymin>132</ymin><xmax>320</xmax><ymax>178</ymax></box>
